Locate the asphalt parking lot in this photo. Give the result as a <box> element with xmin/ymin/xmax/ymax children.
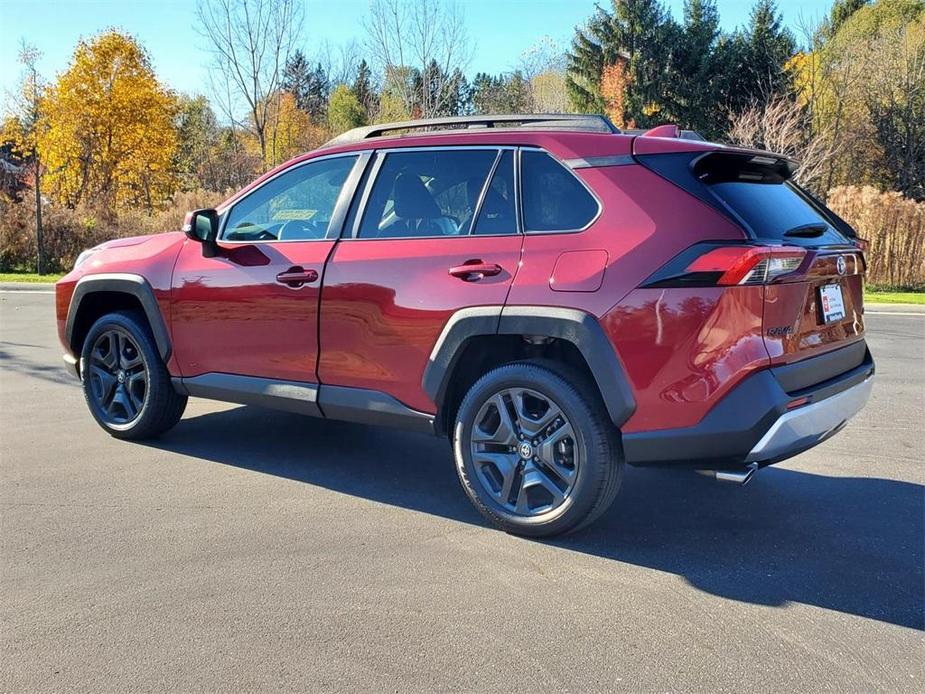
<box><xmin>1</xmin><ymin>288</ymin><xmax>922</xmax><ymax>692</ymax></box>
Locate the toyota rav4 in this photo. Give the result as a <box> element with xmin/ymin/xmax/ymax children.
<box><xmin>55</xmin><ymin>114</ymin><xmax>875</xmax><ymax>537</ymax></box>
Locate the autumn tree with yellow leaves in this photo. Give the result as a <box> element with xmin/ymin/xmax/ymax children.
<box><xmin>39</xmin><ymin>31</ymin><xmax>179</xmax><ymax>214</ymax></box>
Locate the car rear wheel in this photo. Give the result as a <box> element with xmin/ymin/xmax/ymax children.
<box><xmin>453</xmin><ymin>361</ymin><xmax>623</xmax><ymax>537</ymax></box>
<box><xmin>81</xmin><ymin>310</ymin><xmax>187</xmax><ymax>440</ymax></box>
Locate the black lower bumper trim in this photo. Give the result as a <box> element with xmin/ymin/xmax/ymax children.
<box><xmin>623</xmin><ymin>344</ymin><xmax>874</xmax><ymax>468</ymax></box>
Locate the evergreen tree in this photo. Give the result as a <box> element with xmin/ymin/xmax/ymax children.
<box><xmin>730</xmin><ymin>0</ymin><xmax>796</xmax><ymax>110</ymax></box>
<box><xmin>469</xmin><ymin>72</ymin><xmax>532</xmax><ymax>114</ymax></box>
<box><xmin>352</xmin><ymin>59</ymin><xmax>376</xmax><ymax>119</ymax></box>
<box><xmin>281</xmin><ymin>51</ymin><xmax>330</xmax><ymax>122</ymax></box>
<box><xmin>667</xmin><ymin>0</ymin><xmax>725</xmax><ymax>138</ymax></box>
<box><xmin>821</xmin><ymin>0</ymin><xmax>870</xmax><ymax>39</ymax></box>
<box><xmin>281</xmin><ymin>50</ymin><xmax>312</xmax><ymax>111</ymax></box>
<box><xmin>566</xmin><ymin>0</ymin><xmax>679</xmax><ymax>127</ymax></box>
<box><xmin>303</xmin><ymin>62</ymin><xmax>331</xmax><ymax>122</ymax></box>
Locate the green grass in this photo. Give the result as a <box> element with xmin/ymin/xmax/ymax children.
<box><xmin>864</xmin><ymin>290</ymin><xmax>925</xmax><ymax>305</ymax></box>
<box><xmin>0</xmin><ymin>272</ymin><xmax>65</xmax><ymax>283</ymax></box>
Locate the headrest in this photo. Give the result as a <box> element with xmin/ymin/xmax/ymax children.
<box><xmin>393</xmin><ymin>173</ymin><xmax>442</xmax><ymax>219</ymax></box>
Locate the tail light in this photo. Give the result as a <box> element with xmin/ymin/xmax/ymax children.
<box><xmin>643</xmin><ymin>243</ymin><xmax>808</xmax><ymax>288</ymax></box>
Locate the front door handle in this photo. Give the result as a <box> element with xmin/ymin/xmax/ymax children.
<box><xmin>276</xmin><ymin>266</ymin><xmax>319</xmax><ymax>287</ymax></box>
<box><xmin>448</xmin><ymin>260</ymin><xmax>503</xmax><ymax>281</ymax></box>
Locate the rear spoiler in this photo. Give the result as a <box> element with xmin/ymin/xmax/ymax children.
<box><xmin>624</xmin><ymin>124</ymin><xmax>706</xmax><ymax>141</ymax></box>
<box><xmin>692</xmin><ymin>150</ymin><xmax>798</xmax><ymax>184</ymax></box>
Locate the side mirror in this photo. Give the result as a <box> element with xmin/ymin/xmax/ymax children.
<box><xmin>182</xmin><ymin>208</ymin><xmax>220</xmax><ymax>257</ymax></box>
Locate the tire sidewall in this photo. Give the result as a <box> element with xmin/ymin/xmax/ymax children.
<box><xmin>80</xmin><ymin>312</ymin><xmax>158</xmax><ymax>436</ymax></box>
<box><xmin>453</xmin><ymin>364</ymin><xmax>610</xmax><ymax>535</ymax></box>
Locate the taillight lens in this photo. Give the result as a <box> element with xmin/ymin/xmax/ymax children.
<box><xmin>643</xmin><ymin>244</ymin><xmax>807</xmax><ymax>288</ymax></box>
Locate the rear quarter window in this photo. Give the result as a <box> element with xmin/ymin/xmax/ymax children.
<box><xmin>521</xmin><ymin>150</ymin><xmax>599</xmax><ymax>232</ymax></box>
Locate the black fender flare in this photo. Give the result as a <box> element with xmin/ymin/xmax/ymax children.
<box><xmin>422</xmin><ymin>305</ymin><xmax>636</xmax><ymax>427</ymax></box>
<box><xmin>65</xmin><ymin>273</ymin><xmax>172</xmax><ymax>361</ymax></box>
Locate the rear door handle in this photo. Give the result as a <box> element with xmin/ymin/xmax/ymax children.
<box><xmin>448</xmin><ymin>261</ymin><xmax>503</xmax><ymax>281</ymax></box>
<box><xmin>276</xmin><ymin>266</ymin><xmax>319</xmax><ymax>287</ymax></box>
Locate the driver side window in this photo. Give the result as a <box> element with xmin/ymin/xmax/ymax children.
<box><xmin>223</xmin><ymin>155</ymin><xmax>358</xmax><ymax>242</ymax></box>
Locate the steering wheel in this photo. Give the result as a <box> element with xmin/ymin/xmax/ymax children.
<box><xmin>278</xmin><ymin>219</ymin><xmax>326</xmax><ymax>241</ymax></box>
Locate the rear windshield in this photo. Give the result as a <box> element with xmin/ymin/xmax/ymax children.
<box><xmin>710</xmin><ymin>181</ymin><xmax>849</xmax><ymax>246</ymax></box>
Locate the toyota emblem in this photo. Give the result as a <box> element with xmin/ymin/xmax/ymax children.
<box><xmin>836</xmin><ymin>255</ymin><xmax>847</xmax><ymax>276</ymax></box>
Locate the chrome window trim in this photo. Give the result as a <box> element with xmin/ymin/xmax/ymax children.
<box><xmin>519</xmin><ymin>146</ymin><xmax>603</xmax><ymax>235</ymax></box>
<box><xmin>347</xmin><ymin>145</ymin><xmax>521</xmax><ymax>241</ymax></box>
<box><xmin>217</xmin><ymin>151</ymin><xmax>365</xmax><ymax>244</ymax></box>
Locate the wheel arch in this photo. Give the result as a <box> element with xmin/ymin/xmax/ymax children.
<box><xmin>66</xmin><ymin>273</ymin><xmax>171</xmax><ymax>362</ymax></box>
<box><xmin>423</xmin><ymin>306</ymin><xmax>636</xmax><ymax>434</ymax></box>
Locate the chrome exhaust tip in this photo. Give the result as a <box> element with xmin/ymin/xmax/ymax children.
<box><xmin>697</xmin><ymin>462</ymin><xmax>759</xmax><ymax>486</ymax></box>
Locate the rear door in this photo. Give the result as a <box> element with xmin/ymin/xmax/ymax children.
<box><xmin>318</xmin><ymin>146</ymin><xmax>523</xmax><ymax>413</ymax></box>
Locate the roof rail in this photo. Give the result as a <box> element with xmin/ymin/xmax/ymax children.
<box><xmin>322</xmin><ymin>113</ymin><xmax>620</xmax><ymax>148</ymax></box>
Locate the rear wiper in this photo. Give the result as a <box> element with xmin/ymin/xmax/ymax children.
<box><xmin>783</xmin><ymin>222</ymin><xmax>827</xmax><ymax>238</ymax></box>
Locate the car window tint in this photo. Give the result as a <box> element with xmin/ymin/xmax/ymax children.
<box><xmin>224</xmin><ymin>155</ymin><xmax>357</xmax><ymax>242</ymax></box>
<box><xmin>521</xmin><ymin>150</ymin><xmax>598</xmax><ymax>232</ymax></box>
<box><xmin>359</xmin><ymin>149</ymin><xmax>498</xmax><ymax>239</ymax></box>
<box><xmin>709</xmin><ymin>181</ymin><xmax>849</xmax><ymax>247</ymax></box>
<box><xmin>473</xmin><ymin>150</ymin><xmax>517</xmax><ymax>235</ymax></box>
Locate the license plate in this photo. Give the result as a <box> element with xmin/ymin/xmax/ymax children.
<box><xmin>820</xmin><ymin>284</ymin><xmax>846</xmax><ymax>323</ymax></box>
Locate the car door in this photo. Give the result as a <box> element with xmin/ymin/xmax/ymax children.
<box><xmin>171</xmin><ymin>152</ymin><xmax>365</xmax><ymax>384</ymax></box>
<box><xmin>318</xmin><ymin>146</ymin><xmax>524</xmax><ymax>413</ymax></box>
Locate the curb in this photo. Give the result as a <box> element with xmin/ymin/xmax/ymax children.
<box><xmin>0</xmin><ymin>282</ymin><xmax>56</xmax><ymax>291</ymax></box>
<box><xmin>865</xmin><ymin>303</ymin><xmax>925</xmax><ymax>314</ymax></box>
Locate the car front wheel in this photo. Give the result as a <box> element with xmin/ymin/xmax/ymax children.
<box><xmin>80</xmin><ymin>310</ymin><xmax>187</xmax><ymax>440</ymax></box>
<box><xmin>453</xmin><ymin>361</ymin><xmax>623</xmax><ymax>537</ymax></box>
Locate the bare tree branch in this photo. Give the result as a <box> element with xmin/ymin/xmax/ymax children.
<box><xmin>364</xmin><ymin>0</ymin><xmax>472</xmax><ymax>119</ymax></box>
<box><xmin>195</xmin><ymin>0</ymin><xmax>302</xmax><ymax>164</ymax></box>
<box><xmin>727</xmin><ymin>95</ymin><xmax>839</xmax><ymax>193</ymax></box>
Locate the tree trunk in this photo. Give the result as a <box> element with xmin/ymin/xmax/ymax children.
<box><xmin>33</xmin><ymin>153</ymin><xmax>43</xmax><ymax>275</ymax></box>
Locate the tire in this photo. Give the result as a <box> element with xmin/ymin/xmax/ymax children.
<box><xmin>453</xmin><ymin>360</ymin><xmax>623</xmax><ymax>537</ymax></box>
<box><xmin>80</xmin><ymin>310</ymin><xmax>187</xmax><ymax>440</ymax></box>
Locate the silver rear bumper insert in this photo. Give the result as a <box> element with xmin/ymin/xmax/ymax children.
<box><xmin>746</xmin><ymin>376</ymin><xmax>874</xmax><ymax>463</ymax></box>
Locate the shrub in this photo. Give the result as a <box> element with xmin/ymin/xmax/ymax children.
<box><xmin>827</xmin><ymin>186</ymin><xmax>925</xmax><ymax>289</ymax></box>
<box><xmin>0</xmin><ymin>189</ymin><xmax>229</xmax><ymax>273</ymax></box>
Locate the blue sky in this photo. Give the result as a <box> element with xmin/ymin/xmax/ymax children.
<box><xmin>1</xmin><ymin>0</ymin><xmax>833</xmax><ymax>99</ymax></box>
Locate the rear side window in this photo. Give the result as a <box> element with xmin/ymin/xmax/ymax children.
<box><xmin>473</xmin><ymin>150</ymin><xmax>517</xmax><ymax>236</ymax></box>
<box><xmin>521</xmin><ymin>150</ymin><xmax>598</xmax><ymax>232</ymax></box>
<box><xmin>359</xmin><ymin>149</ymin><xmax>498</xmax><ymax>238</ymax></box>
<box><xmin>711</xmin><ymin>181</ymin><xmax>849</xmax><ymax>246</ymax></box>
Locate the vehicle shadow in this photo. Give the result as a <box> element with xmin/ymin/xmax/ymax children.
<box><xmin>148</xmin><ymin>405</ymin><xmax>924</xmax><ymax>631</ymax></box>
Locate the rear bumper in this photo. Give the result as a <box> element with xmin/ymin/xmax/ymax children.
<box><xmin>623</xmin><ymin>340</ymin><xmax>874</xmax><ymax>468</ymax></box>
<box><xmin>745</xmin><ymin>375</ymin><xmax>872</xmax><ymax>463</ymax></box>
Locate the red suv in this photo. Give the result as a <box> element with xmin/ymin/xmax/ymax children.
<box><xmin>55</xmin><ymin>114</ymin><xmax>874</xmax><ymax>537</ymax></box>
